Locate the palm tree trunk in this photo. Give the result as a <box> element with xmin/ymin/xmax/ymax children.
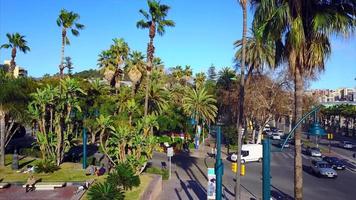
<box><xmin>235</xmin><ymin>2</ymin><xmax>247</xmax><ymax>200</ymax></box>
<box><xmin>294</xmin><ymin>65</ymin><xmax>303</xmax><ymax>200</ymax></box>
<box><xmin>60</xmin><ymin>29</ymin><xmax>66</xmax><ymax>78</ymax></box>
<box><xmin>0</xmin><ymin>109</ymin><xmax>6</xmax><ymax>166</ymax></box>
<box><xmin>9</xmin><ymin>47</ymin><xmax>17</xmax><ymax>74</ymax></box>
<box><xmin>144</xmin><ymin>37</ymin><xmax>154</xmax><ymax>116</ymax></box>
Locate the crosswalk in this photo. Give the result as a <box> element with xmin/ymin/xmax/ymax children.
<box><xmin>272</xmin><ymin>151</ymin><xmax>311</xmax><ymax>161</ymax></box>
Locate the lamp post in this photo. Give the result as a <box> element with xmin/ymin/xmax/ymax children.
<box><xmin>82</xmin><ymin>127</ymin><xmax>87</xmax><ymax>169</ymax></box>
<box><xmin>215</xmin><ymin>124</ymin><xmax>223</xmax><ymax>200</ymax></box>
<box><xmin>262</xmin><ymin>105</ymin><xmax>326</xmax><ymax>200</ymax></box>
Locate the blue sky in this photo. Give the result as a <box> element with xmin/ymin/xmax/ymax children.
<box><xmin>0</xmin><ymin>0</ymin><xmax>355</xmax><ymax>89</ymax></box>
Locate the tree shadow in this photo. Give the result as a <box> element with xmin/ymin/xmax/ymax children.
<box><xmin>271</xmin><ymin>185</ymin><xmax>294</xmax><ymax>200</ymax></box>
<box><xmin>19</xmin><ymin>159</ymin><xmax>36</xmax><ymax>169</ymax></box>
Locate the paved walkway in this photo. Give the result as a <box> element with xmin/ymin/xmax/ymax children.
<box><xmin>152</xmin><ymin>140</ymin><xmax>257</xmax><ymax>200</ymax></box>
<box><xmin>0</xmin><ymin>185</ymin><xmax>77</xmax><ymax>200</ymax></box>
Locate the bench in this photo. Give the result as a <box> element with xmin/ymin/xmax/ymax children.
<box><xmin>23</xmin><ymin>182</ymin><xmax>66</xmax><ymax>190</ymax></box>
<box><xmin>0</xmin><ymin>182</ymin><xmax>10</xmax><ymax>189</ymax></box>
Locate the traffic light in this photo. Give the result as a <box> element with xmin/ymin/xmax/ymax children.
<box><xmin>327</xmin><ymin>133</ymin><xmax>333</xmax><ymax>140</ymax></box>
<box><xmin>231</xmin><ymin>163</ymin><xmax>245</xmax><ymax>176</ymax></box>
<box><xmin>232</xmin><ymin>162</ymin><xmax>237</xmax><ymax>173</ymax></box>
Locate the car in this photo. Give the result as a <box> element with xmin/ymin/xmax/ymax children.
<box><xmin>322</xmin><ymin>156</ymin><xmax>345</xmax><ymax>170</ymax></box>
<box><xmin>339</xmin><ymin>141</ymin><xmax>354</xmax><ymax>149</ymax></box>
<box><xmin>271</xmin><ymin>133</ymin><xmax>281</xmax><ymax>140</ymax></box>
<box><xmin>276</xmin><ymin>130</ymin><xmax>285</xmax><ymax>136</ymax></box>
<box><xmin>306</xmin><ymin>147</ymin><xmax>322</xmax><ymax>157</ymax></box>
<box><xmin>270</xmin><ymin>127</ymin><xmax>278</xmax><ymax>133</ymax></box>
<box><xmin>277</xmin><ymin>141</ymin><xmax>290</xmax><ymax>148</ymax></box>
<box><xmin>310</xmin><ymin>160</ymin><xmax>338</xmax><ymax>178</ymax></box>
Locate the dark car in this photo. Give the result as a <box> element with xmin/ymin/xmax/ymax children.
<box><xmin>322</xmin><ymin>156</ymin><xmax>345</xmax><ymax>170</ymax></box>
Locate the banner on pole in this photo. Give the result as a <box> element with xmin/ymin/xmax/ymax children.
<box><xmin>207</xmin><ymin>168</ymin><xmax>216</xmax><ymax>199</ymax></box>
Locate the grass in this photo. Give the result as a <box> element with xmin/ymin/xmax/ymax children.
<box><xmin>0</xmin><ymin>154</ymin><xmax>106</xmax><ymax>182</ymax></box>
<box><xmin>81</xmin><ymin>173</ymin><xmax>152</xmax><ymax>200</ymax></box>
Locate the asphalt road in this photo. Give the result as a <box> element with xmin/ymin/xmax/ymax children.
<box><xmin>152</xmin><ymin>144</ymin><xmax>356</xmax><ymax>200</ymax></box>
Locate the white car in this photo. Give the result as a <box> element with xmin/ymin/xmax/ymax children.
<box><xmin>276</xmin><ymin>130</ymin><xmax>284</xmax><ymax>136</ymax></box>
<box><xmin>339</xmin><ymin>141</ymin><xmax>353</xmax><ymax>149</ymax></box>
<box><xmin>271</xmin><ymin>133</ymin><xmax>281</xmax><ymax>140</ymax></box>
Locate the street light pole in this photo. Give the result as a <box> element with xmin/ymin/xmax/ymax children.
<box><xmin>215</xmin><ymin>126</ymin><xmax>223</xmax><ymax>200</ymax></box>
<box><xmin>262</xmin><ymin>138</ymin><xmax>271</xmax><ymax>200</ymax></box>
<box><xmin>82</xmin><ymin>127</ymin><xmax>87</xmax><ymax>169</ymax></box>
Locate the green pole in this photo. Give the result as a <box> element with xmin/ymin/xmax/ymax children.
<box><xmin>82</xmin><ymin>127</ymin><xmax>87</xmax><ymax>169</ymax></box>
<box><xmin>262</xmin><ymin>138</ymin><xmax>270</xmax><ymax>200</ymax></box>
<box><xmin>215</xmin><ymin>126</ymin><xmax>223</xmax><ymax>200</ymax></box>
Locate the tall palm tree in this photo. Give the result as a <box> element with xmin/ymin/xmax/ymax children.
<box><xmin>56</xmin><ymin>9</ymin><xmax>84</xmax><ymax>78</ymax></box>
<box><xmin>127</xmin><ymin>51</ymin><xmax>146</xmax><ymax>93</ymax></box>
<box><xmin>136</xmin><ymin>0</ymin><xmax>175</xmax><ymax>116</ymax></box>
<box><xmin>254</xmin><ymin>0</ymin><xmax>355</xmax><ymax>199</ymax></box>
<box><xmin>183</xmin><ymin>87</ymin><xmax>218</xmax><ymax>140</ymax></box>
<box><xmin>109</xmin><ymin>38</ymin><xmax>130</xmax><ymax>89</ymax></box>
<box><xmin>235</xmin><ymin>0</ymin><xmax>248</xmax><ymax>198</ymax></box>
<box><xmin>183</xmin><ymin>65</ymin><xmax>193</xmax><ymax>84</ymax></box>
<box><xmin>234</xmin><ymin>29</ymin><xmax>275</xmax><ymax>84</ymax></box>
<box><xmin>0</xmin><ymin>33</ymin><xmax>30</xmax><ymax>73</ymax></box>
<box><xmin>194</xmin><ymin>72</ymin><xmax>206</xmax><ymax>89</ymax></box>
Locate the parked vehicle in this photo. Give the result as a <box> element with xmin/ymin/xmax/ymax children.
<box><xmin>277</xmin><ymin>141</ymin><xmax>290</xmax><ymax>148</ymax></box>
<box><xmin>339</xmin><ymin>141</ymin><xmax>354</xmax><ymax>149</ymax></box>
<box><xmin>310</xmin><ymin>160</ymin><xmax>338</xmax><ymax>178</ymax></box>
<box><xmin>276</xmin><ymin>130</ymin><xmax>284</xmax><ymax>136</ymax></box>
<box><xmin>306</xmin><ymin>147</ymin><xmax>322</xmax><ymax>157</ymax></box>
<box><xmin>231</xmin><ymin>144</ymin><xmax>262</xmax><ymax>163</ymax></box>
<box><xmin>271</xmin><ymin>133</ymin><xmax>281</xmax><ymax>140</ymax></box>
<box><xmin>322</xmin><ymin>156</ymin><xmax>345</xmax><ymax>170</ymax></box>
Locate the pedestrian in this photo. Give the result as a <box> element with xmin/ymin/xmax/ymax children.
<box><xmin>25</xmin><ymin>175</ymin><xmax>37</xmax><ymax>192</ymax></box>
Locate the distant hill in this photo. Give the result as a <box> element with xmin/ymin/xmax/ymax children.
<box><xmin>73</xmin><ymin>69</ymin><xmax>102</xmax><ymax>79</ymax></box>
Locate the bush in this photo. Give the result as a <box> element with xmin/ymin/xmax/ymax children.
<box><xmin>157</xmin><ymin>135</ymin><xmax>172</xmax><ymax>144</ymax></box>
<box><xmin>19</xmin><ymin>147</ymin><xmax>42</xmax><ymax>158</ymax></box>
<box><xmin>145</xmin><ymin>167</ymin><xmax>169</xmax><ymax>180</ymax></box>
<box><xmin>34</xmin><ymin>159</ymin><xmax>59</xmax><ymax>173</ymax></box>
<box><xmin>107</xmin><ymin>163</ymin><xmax>140</xmax><ymax>191</ymax></box>
<box><xmin>188</xmin><ymin>142</ymin><xmax>195</xmax><ymax>149</ymax></box>
<box><xmin>87</xmin><ymin>181</ymin><xmax>124</xmax><ymax>200</ymax></box>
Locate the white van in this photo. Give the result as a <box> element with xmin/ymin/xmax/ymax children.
<box><xmin>230</xmin><ymin>144</ymin><xmax>263</xmax><ymax>163</ymax></box>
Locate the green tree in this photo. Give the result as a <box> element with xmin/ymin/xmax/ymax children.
<box><xmin>194</xmin><ymin>72</ymin><xmax>206</xmax><ymax>89</ymax></box>
<box><xmin>0</xmin><ymin>33</ymin><xmax>30</xmax><ymax>73</ymax></box>
<box><xmin>57</xmin><ymin>9</ymin><xmax>84</xmax><ymax>78</ymax></box>
<box><xmin>0</xmin><ymin>71</ymin><xmax>35</xmax><ymax>166</ymax></box>
<box><xmin>107</xmin><ymin>163</ymin><xmax>140</xmax><ymax>190</ymax></box>
<box><xmin>136</xmin><ymin>0</ymin><xmax>175</xmax><ymax>116</ymax></box>
<box><xmin>254</xmin><ymin>0</ymin><xmax>355</xmax><ymax>199</ymax></box>
<box><xmin>182</xmin><ymin>87</ymin><xmax>218</xmax><ymax>139</ymax></box>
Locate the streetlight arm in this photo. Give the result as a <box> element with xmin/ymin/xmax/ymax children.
<box><xmin>280</xmin><ymin>105</ymin><xmax>322</xmax><ymax>151</ymax></box>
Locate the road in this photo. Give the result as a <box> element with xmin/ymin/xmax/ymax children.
<box><xmin>151</xmin><ymin>143</ymin><xmax>356</xmax><ymax>200</ymax></box>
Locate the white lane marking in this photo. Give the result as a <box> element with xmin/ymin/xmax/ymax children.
<box><xmin>281</xmin><ymin>153</ymin><xmax>289</xmax><ymax>159</ymax></box>
<box><xmin>301</xmin><ymin>154</ymin><xmax>309</xmax><ymax>160</ymax></box>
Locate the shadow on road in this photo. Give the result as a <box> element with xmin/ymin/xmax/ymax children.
<box><xmin>271</xmin><ymin>185</ymin><xmax>294</xmax><ymax>200</ymax></box>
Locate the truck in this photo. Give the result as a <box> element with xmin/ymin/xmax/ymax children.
<box><xmin>230</xmin><ymin>144</ymin><xmax>263</xmax><ymax>163</ymax></box>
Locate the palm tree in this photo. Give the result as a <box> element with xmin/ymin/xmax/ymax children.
<box><xmin>234</xmin><ymin>29</ymin><xmax>275</xmax><ymax>84</ymax></box>
<box><xmin>235</xmin><ymin>0</ymin><xmax>248</xmax><ymax>198</ymax></box>
<box><xmin>136</xmin><ymin>0</ymin><xmax>175</xmax><ymax>116</ymax></box>
<box><xmin>0</xmin><ymin>33</ymin><xmax>30</xmax><ymax>73</ymax></box>
<box><xmin>194</xmin><ymin>72</ymin><xmax>206</xmax><ymax>89</ymax></box>
<box><xmin>127</xmin><ymin>51</ymin><xmax>146</xmax><ymax>93</ymax></box>
<box><xmin>183</xmin><ymin>87</ymin><xmax>218</xmax><ymax>141</ymax></box>
<box><xmin>109</xmin><ymin>38</ymin><xmax>130</xmax><ymax>89</ymax></box>
<box><xmin>254</xmin><ymin>0</ymin><xmax>355</xmax><ymax>199</ymax></box>
<box><xmin>183</xmin><ymin>65</ymin><xmax>193</xmax><ymax>84</ymax></box>
<box><xmin>57</xmin><ymin>9</ymin><xmax>84</xmax><ymax>78</ymax></box>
